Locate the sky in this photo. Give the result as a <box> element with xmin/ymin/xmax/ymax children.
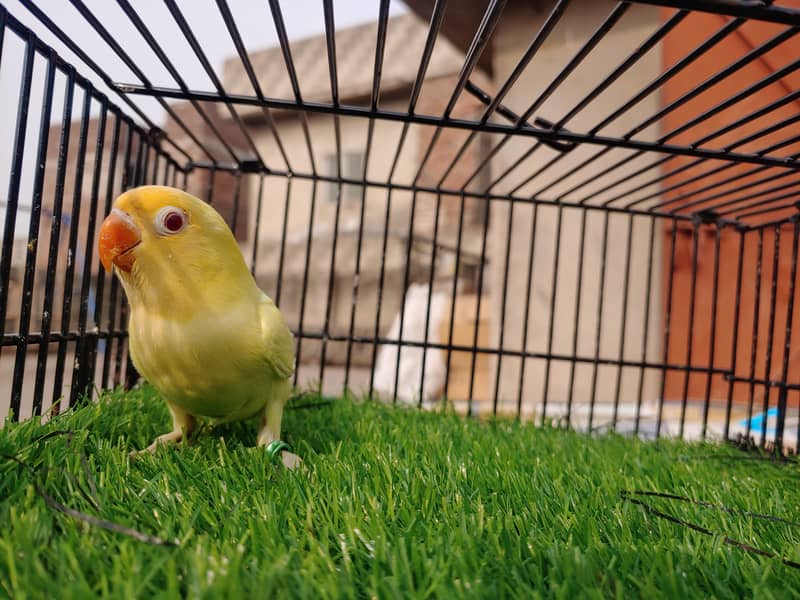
<box><xmin>0</xmin><ymin>0</ymin><xmax>408</xmax><ymax>238</ymax></box>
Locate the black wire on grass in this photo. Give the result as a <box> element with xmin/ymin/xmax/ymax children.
<box><xmin>27</xmin><ymin>428</ymin><xmax>75</xmax><ymax>446</ymax></box>
<box><xmin>23</xmin><ymin>429</ymin><xmax>104</xmax><ymax>506</ymax></box>
<box><xmin>4</xmin><ymin>393</ymin><xmax>329</xmax><ymax>546</ymax></box>
<box><xmin>622</xmin><ymin>490</ymin><xmax>800</xmax><ymax>527</ymax></box>
<box><xmin>65</xmin><ymin>468</ymin><xmax>101</xmax><ymax>511</ymax></box>
<box><xmin>1</xmin><ymin>452</ymin><xmax>177</xmax><ymax>547</ymax></box>
<box><xmin>2</xmin><ymin>429</ymin><xmax>177</xmax><ymax>547</ymax></box>
<box><xmin>620</xmin><ymin>490</ymin><xmax>800</xmax><ymax>569</ymax></box>
<box><xmin>22</xmin><ymin>429</ymin><xmax>100</xmax><ymax>506</ymax></box>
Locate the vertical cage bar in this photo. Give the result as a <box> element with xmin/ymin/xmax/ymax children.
<box><xmin>293</xmin><ymin>179</ymin><xmax>319</xmax><ymax>389</ymax></box>
<box><xmin>412</xmin><ymin>0</ymin><xmax>507</xmax><ymax>186</ymax></box>
<box><xmin>418</xmin><ymin>189</ymin><xmax>444</xmax><ymax>408</ymax></box>
<box><xmin>150</xmin><ymin>151</ymin><xmax>162</xmax><ymax>190</ymax></box>
<box><xmin>274</xmin><ymin>177</ymin><xmax>291</xmax><ymax>306</ymax></box>
<box><xmin>491</xmin><ymin>198</ymin><xmax>517</xmax><ymax>414</ymax></box>
<box><xmin>565</xmin><ymin>211</ymin><xmax>588</xmax><ymax>428</ymax></box>
<box><xmin>0</xmin><ymin>7</ymin><xmax>6</xmax><ymax>65</ymax></box>
<box><xmin>34</xmin><ymin>68</ymin><xmax>76</xmax><ymax>414</ymax></box>
<box><xmin>467</xmin><ymin>197</ymin><xmax>493</xmax><ymax>415</ymax></box>
<box><xmin>102</xmin><ymin>123</ymin><xmax>134</xmax><ymax>389</ymax></box>
<box><xmin>216</xmin><ymin>0</ymin><xmax>292</xmax><ymax>171</ymax></box>
<box><xmin>679</xmin><ymin>222</ymin><xmax>701</xmax><ymax>439</ymax></box>
<box><xmin>319</xmin><ymin>0</ymin><xmax>343</xmax><ymax>389</ymax></box>
<box><xmin>700</xmin><ymin>226</ymin><xmax>722</xmax><ymax>439</ymax></box>
<box><xmin>656</xmin><ymin>220</ymin><xmax>678</xmax><ymax>439</ymax></box>
<box><xmin>342</xmin><ymin>3</ymin><xmax>387</xmax><ymax>386</ymax></box>
<box><xmin>611</xmin><ymin>215</ymin><xmax>634</xmax><ymax>429</ymax></box>
<box><xmin>343</xmin><ymin>0</ymin><xmax>388</xmax><ymax>392</ymax></box>
<box><xmin>440</xmin><ymin>0</ymin><xmax>572</xmax><ymax>189</ymax></box>
<box><xmin>775</xmin><ymin>219</ymin><xmax>799</xmax><ymax>455</ymax></box>
<box><xmin>319</xmin><ymin>177</ymin><xmax>344</xmax><ymax>392</ymax></box>
<box><xmin>230</xmin><ymin>170</ymin><xmax>242</xmax><ymax>238</ymax></box>
<box><xmin>635</xmin><ymin>217</ymin><xmax>657</xmax><ymax>436</ymax></box>
<box><xmin>723</xmin><ymin>229</ymin><xmax>745</xmax><ymax>442</ymax></box>
<box><xmin>250</xmin><ymin>174</ymin><xmax>265</xmax><ymax>276</ymax></box>
<box><xmin>70</xmin><ymin>100</ymin><xmax>108</xmax><ymax>407</ymax></box>
<box><xmin>588</xmin><ymin>213</ymin><xmax>611</xmax><ymax>432</ymax></box>
<box><xmin>759</xmin><ymin>226</ymin><xmax>782</xmax><ymax>447</ymax></box>
<box><xmin>541</xmin><ymin>206</ymin><xmax>564</xmax><ymax>426</ymax></box>
<box><xmin>0</xmin><ymin>35</ymin><xmax>37</xmax><ymax>408</ymax></box>
<box><xmin>368</xmin><ymin>186</ymin><xmax>394</xmax><ymax>399</ymax></box>
<box><xmin>393</xmin><ymin>190</ymin><xmax>420</xmax><ymax>404</ymax></box>
<box><xmin>264</xmin><ymin>0</ymin><xmax>318</xmax><ymax>174</ymax></box>
<box><xmin>140</xmin><ymin>144</ymin><xmax>152</xmax><ymax>188</ymax></box>
<box><xmin>10</xmin><ymin>51</ymin><xmax>57</xmax><ymax>417</ymax></box>
<box><xmin>51</xmin><ymin>87</ymin><xmax>93</xmax><ymax>410</ymax></box>
<box><xmin>205</xmin><ymin>166</ymin><xmax>216</xmax><ymax>205</ymax></box>
<box><xmin>89</xmin><ymin>114</ymin><xmax>122</xmax><ymax>395</ymax></box>
<box><xmin>516</xmin><ymin>204</ymin><xmax>539</xmax><ymax>418</ymax></box>
<box><xmin>443</xmin><ymin>193</ymin><xmax>467</xmax><ymax>405</ymax></box>
<box><xmin>745</xmin><ymin>229</ymin><xmax>764</xmax><ymax>442</ymax></box>
<box><xmin>344</xmin><ymin>119</ymin><xmax>376</xmax><ymax>391</ymax></box>
<box><xmin>114</xmin><ymin>304</ymin><xmax>127</xmax><ymax>387</ymax></box>
<box><xmin>387</xmin><ymin>0</ymin><xmax>447</xmax><ymax>186</ymax></box>
<box><xmin>122</xmin><ymin>136</ymin><xmax>148</xmax><ymax>390</ymax></box>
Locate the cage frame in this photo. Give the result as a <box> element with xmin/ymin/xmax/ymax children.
<box><xmin>1</xmin><ymin>0</ymin><xmax>800</xmax><ymax>453</ymax></box>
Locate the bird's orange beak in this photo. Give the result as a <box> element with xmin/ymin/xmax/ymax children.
<box><xmin>98</xmin><ymin>208</ymin><xmax>141</xmax><ymax>273</ymax></box>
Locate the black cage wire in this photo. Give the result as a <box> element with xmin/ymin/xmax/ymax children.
<box><xmin>1</xmin><ymin>0</ymin><xmax>800</xmax><ymax>453</ymax></box>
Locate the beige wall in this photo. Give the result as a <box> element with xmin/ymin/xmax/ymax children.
<box><xmin>245</xmin><ymin>102</ymin><xmax>431</xmax><ymax>368</ymax></box>
<box><xmin>488</xmin><ymin>1</ymin><xmax>664</xmax><ymax>421</ymax></box>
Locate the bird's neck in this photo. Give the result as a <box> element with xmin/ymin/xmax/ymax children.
<box><xmin>120</xmin><ymin>260</ymin><xmax>260</xmax><ymax>322</ymax></box>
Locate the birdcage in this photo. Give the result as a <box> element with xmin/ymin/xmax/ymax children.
<box><xmin>1</xmin><ymin>0</ymin><xmax>799</xmax><ymax>454</ymax></box>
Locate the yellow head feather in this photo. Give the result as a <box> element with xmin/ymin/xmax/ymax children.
<box><xmin>102</xmin><ymin>185</ymin><xmax>257</xmax><ymax>318</ymax></box>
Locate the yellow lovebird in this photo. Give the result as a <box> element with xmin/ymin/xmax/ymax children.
<box><xmin>97</xmin><ymin>185</ymin><xmax>300</xmax><ymax>468</ymax></box>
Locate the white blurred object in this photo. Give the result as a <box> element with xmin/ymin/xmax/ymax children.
<box><xmin>372</xmin><ymin>284</ymin><xmax>447</xmax><ymax>406</ymax></box>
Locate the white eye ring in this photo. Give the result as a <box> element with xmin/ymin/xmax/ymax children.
<box><xmin>154</xmin><ymin>206</ymin><xmax>187</xmax><ymax>235</ymax></box>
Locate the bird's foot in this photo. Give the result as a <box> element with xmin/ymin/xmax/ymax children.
<box><xmin>129</xmin><ymin>431</ymin><xmax>184</xmax><ymax>458</ymax></box>
<box><xmin>280</xmin><ymin>450</ymin><xmax>303</xmax><ymax>470</ymax></box>
<box><xmin>129</xmin><ymin>445</ymin><xmax>157</xmax><ymax>459</ymax></box>
<box><xmin>264</xmin><ymin>439</ymin><xmax>303</xmax><ymax>470</ymax></box>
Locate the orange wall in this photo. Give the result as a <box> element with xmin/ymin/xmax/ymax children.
<box><xmin>660</xmin><ymin>5</ymin><xmax>800</xmax><ymax>409</ymax></box>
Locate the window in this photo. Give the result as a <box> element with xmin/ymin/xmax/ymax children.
<box><xmin>326</xmin><ymin>151</ymin><xmax>365</xmax><ymax>203</ymax></box>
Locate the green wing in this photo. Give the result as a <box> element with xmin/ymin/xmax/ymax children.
<box><xmin>258</xmin><ymin>295</ymin><xmax>295</xmax><ymax>379</ymax></box>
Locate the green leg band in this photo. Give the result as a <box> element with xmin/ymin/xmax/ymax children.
<box><xmin>266</xmin><ymin>440</ymin><xmax>292</xmax><ymax>462</ymax></box>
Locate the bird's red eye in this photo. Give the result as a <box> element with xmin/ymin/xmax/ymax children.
<box><xmin>155</xmin><ymin>206</ymin><xmax>187</xmax><ymax>235</ymax></box>
<box><xmin>164</xmin><ymin>212</ymin><xmax>183</xmax><ymax>232</ymax></box>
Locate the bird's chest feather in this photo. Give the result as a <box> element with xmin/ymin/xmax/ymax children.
<box><xmin>128</xmin><ymin>306</ymin><xmax>267</xmax><ymax>417</ymax></box>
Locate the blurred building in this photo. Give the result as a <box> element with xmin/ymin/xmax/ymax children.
<box><xmin>404</xmin><ymin>0</ymin><xmax>665</xmax><ymax>413</ymax></box>
<box><xmin>220</xmin><ymin>12</ymin><xmax>493</xmax><ymax>384</ymax></box>
<box><xmin>405</xmin><ymin>0</ymin><xmax>800</xmax><ymax>415</ymax></box>
<box><xmin>3</xmin><ymin>101</ymin><xmax>249</xmax><ymax>347</ymax></box>
<box><xmin>13</xmin><ymin>2</ymin><xmax>796</xmax><ymax>415</ymax></box>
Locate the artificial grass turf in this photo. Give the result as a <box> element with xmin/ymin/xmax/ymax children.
<box><xmin>1</xmin><ymin>385</ymin><xmax>799</xmax><ymax>598</ymax></box>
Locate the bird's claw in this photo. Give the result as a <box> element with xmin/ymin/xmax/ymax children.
<box><xmin>129</xmin><ymin>432</ymin><xmax>186</xmax><ymax>458</ymax></box>
<box><xmin>280</xmin><ymin>450</ymin><xmax>304</xmax><ymax>470</ymax></box>
<box><xmin>129</xmin><ymin>445</ymin><xmax>156</xmax><ymax>459</ymax></box>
